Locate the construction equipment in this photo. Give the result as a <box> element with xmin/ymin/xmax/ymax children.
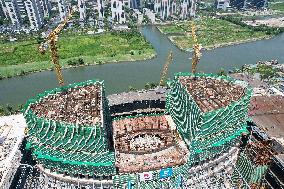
<box><xmin>159</xmin><ymin>51</ymin><xmax>173</xmax><ymax>86</ymax></box>
<box><xmin>38</xmin><ymin>11</ymin><xmax>73</xmax><ymax>86</ymax></box>
<box><xmin>190</xmin><ymin>21</ymin><xmax>202</xmax><ymax>75</ymax></box>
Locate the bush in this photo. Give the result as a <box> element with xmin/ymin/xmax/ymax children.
<box><xmin>128</xmin><ymin>85</ymin><xmax>137</xmax><ymax>91</ymax></box>
<box><xmin>217</xmin><ymin>69</ymin><xmax>227</xmax><ymax>76</ymax></box>
<box><xmin>145</xmin><ymin>82</ymin><xmax>158</xmax><ymax>89</ymax></box>
<box><xmin>0</xmin><ymin>106</ymin><xmax>5</xmax><ymax>116</ymax></box>
<box><xmin>67</xmin><ymin>58</ymin><xmax>85</xmax><ymax>66</ymax></box>
<box><xmin>6</xmin><ymin>104</ymin><xmax>14</xmax><ymax>115</ymax></box>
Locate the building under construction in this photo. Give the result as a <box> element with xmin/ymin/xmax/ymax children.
<box><xmin>17</xmin><ymin>72</ymin><xmax>270</xmax><ymax>189</ymax></box>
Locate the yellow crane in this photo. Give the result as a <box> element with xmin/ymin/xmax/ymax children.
<box><xmin>39</xmin><ymin>11</ymin><xmax>73</xmax><ymax>86</ymax></box>
<box><xmin>190</xmin><ymin>21</ymin><xmax>202</xmax><ymax>75</ymax></box>
<box><xmin>159</xmin><ymin>51</ymin><xmax>173</xmax><ymax>86</ymax></box>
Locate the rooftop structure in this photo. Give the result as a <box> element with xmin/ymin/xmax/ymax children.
<box><xmin>108</xmin><ymin>87</ymin><xmax>167</xmax><ymax>117</ymax></box>
<box><xmin>179</xmin><ymin>76</ymin><xmax>245</xmax><ymax>112</ymax></box>
<box><xmin>0</xmin><ymin>114</ymin><xmax>26</xmax><ymax>189</ymax></box>
<box><xmin>113</xmin><ymin>115</ymin><xmax>188</xmax><ymax>173</ymax></box>
<box><xmin>167</xmin><ymin>73</ymin><xmax>251</xmax><ymax>158</ymax></box>
<box><xmin>23</xmin><ymin>80</ymin><xmax>115</xmax><ymax>180</ymax></box>
<box><xmin>265</xmin><ymin>154</ymin><xmax>284</xmax><ymax>188</ymax></box>
<box><xmin>249</xmin><ymin>95</ymin><xmax>284</xmax><ymax>146</ymax></box>
<box><xmin>30</xmin><ymin>83</ymin><xmax>102</xmax><ymax>126</ymax></box>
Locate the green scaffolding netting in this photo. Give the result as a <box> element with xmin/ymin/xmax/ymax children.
<box><xmin>23</xmin><ymin>79</ymin><xmax>116</xmax><ymax>176</ymax></box>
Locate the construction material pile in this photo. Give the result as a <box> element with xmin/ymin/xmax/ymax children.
<box><xmin>30</xmin><ymin>85</ymin><xmax>101</xmax><ymax>126</ymax></box>
<box><xmin>179</xmin><ymin>76</ymin><xmax>245</xmax><ymax>112</ymax></box>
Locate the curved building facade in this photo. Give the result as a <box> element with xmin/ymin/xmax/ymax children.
<box><xmin>22</xmin><ymin>73</ymin><xmax>252</xmax><ymax>189</ymax></box>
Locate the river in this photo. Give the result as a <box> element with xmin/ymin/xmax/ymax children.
<box><xmin>0</xmin><ymin>25</ymin><xmax>284</xmax><ymax>105</ymax></box>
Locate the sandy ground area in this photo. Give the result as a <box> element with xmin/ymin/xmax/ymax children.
<box><xmin>244</xmin><ymin>17</ymin><xmax>284</xmax><ymax>27</ymax></box>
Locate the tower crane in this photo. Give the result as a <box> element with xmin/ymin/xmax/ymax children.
<box><xmin>159</xmin><ymin>51</ymin><xmax>173</xmax><ymax>86</ymax></box>
<box><xmin>190</xmin><ymin>21</ymin><xmax>202</xmax><ymax>75</ymax></box>
<box><xmin>38</xmin><ymin>11</ymin><xmax>73</xmax><ymax>86</ymax></box>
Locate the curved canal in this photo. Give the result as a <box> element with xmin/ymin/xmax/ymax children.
<box><xmin>0</xmin><ymin>25</ymin><xmax>284</xmax><ymax>105</ymax></box>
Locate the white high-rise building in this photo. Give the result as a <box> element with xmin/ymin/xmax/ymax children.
<box><xmin>24</xmin><ymin>0</ymin><xmax>45</xmax><ymax>30</ymax></box>
<box><xmin>180</xmin><ymin>0</ymin><xmax>189</xmax><ymax>19</ymax></box>
<box><xmin>16</xmin><ymin>0</ymin><xmax>26</xmax><ymax>16</ymax></box>
<box><xmin>216</xmin><ymin>0</ymin><xmax>230</xmax><ymax>10</ymax></box>
<box><xmin>39</xmin><ymin>0</ymin><xmax>51</xmax><ymax>18</ymax></box>
<box><xmin>111</xmin><ymin>0</ymin><xmax>126</xmax><ymax>24</ymax></box>
<box><xmin>96</xmin><ymin>0</ymin><xmax>104</xmax><ymax>19</ymax></box>
<box><xmin>154</xmin><ymin>0</ymin><xmax>192</xmax><ymax>20</ymax></box>
<box><xmin>57</xmin><ymin>0</ymin><xmax>70</xmax><ymax>21</ymax></box>
<box><xmin>189</xmin><ymin>0</ymin><xmax>196</xmax><ymax>17</ymax></box>
<box><xmin>78</xmin><ymin>0</ymin><xmax>86</xmax><ymax>21</ymax></box>
<box><xmin>3</xmin><ymin>0</ymin><xmax>21</xmax><ymax>27</ymax></box>
<box><xmin>0</xmin><ymin>0</ymin><xmax>8</xmax><ymax>18</ymax></box>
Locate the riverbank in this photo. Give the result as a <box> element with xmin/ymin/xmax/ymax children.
<box><xmin>0</xmin><ymin>51</ymin><xmax>156</xmax><ymax>79</ymax></box>
<box><xmin>157</xmin><ymin>17</ymin><xmax>272</xmax><ymax>51</ymax></box>
<box><xmin>167</xmin><ymin>34</ymin><xmax>272</xmax><ymax>51</ymax></box>
<box><xmin>0</xmin><ymin>31</ymin><xmax>156</xmax><ymax>79</ymax></box>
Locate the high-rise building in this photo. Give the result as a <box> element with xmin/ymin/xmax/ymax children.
<box><xmin>16</xmin><ymin>0</ymin><xmax>27</xmax><ymax>16</ymax></box>
<box><xmin>130</xmin><ymin>0</ymin><xmax>141</xmax><ymax>9</ymax></box>
<box><xmin>3</xmin><ymin>0</ymin><xmax>21</xmax><ymax>27</ymax></box>
<box><xmin>78</xmin><ymin>0</ymin><xmax>86</xmax><ymax>21</ymax></box>
<box><xmin>39</xmin><ymin>0</ymin><xmax>51</xmax><ymax>18</ymax></box>
<box><xmin>216</xmin><ymin>0</ymin><xmax>230</xmax><ymax>10</ymax></box>
<box><xmin>230</xmin><ymin>0</ymin><xmax>268</xmax><ymax>9</ymax></box>
<box><xmin>97</xmin><ymin>0</ymin><xmax>104</xmax><ymax>19</ymax></box>
<box><xmin>190</xmin><ymin>0</ymin><xmax>196</xmax><ymax>17</ymax></box>
<box><xmin>24</xmin><ymin>0</ymin><xmax>45</xmax><ymax>30</ymax></box>
<box><xmin>111</xmin><ymin>0</ymin><xmax>126</xmax><ymax>23</ymax></box>
<box><xmin>180</xmin><ymin>0</ymin><xmax>189</xmax><ymax>19</ymax></box>
<box><xmin>0</xmin><ymin>0</ymin><xmax>8</xmax><ymax>18</ymax></box>
<box><xmin>57</xmin><ymin>0</ymin><xmax>69</xmax><ymax>21</ymax></box>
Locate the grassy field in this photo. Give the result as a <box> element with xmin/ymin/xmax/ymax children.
<box><xmin>158</xmin><ymin>17</ymin><xmax>270</xmax><ymax>50</ymax></box>
<box><xmin>0</xmin><ymin>31</ymin><xmax>156</xmax><ymax>79</ymax></box>
<box><xmin>269</xmin><ymin>1</ymin><xmax>284</xmax><ymax>12</ymax></box>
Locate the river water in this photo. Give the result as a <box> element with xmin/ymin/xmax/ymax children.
<box><xmin>0</xmin><ymin>25</ymin><xmax>284</xmax><ymax>105</ymax></box>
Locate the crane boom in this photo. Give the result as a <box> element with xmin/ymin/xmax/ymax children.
<box><xmin>39</xmin><ymin>11</ymin><xmax>73</xmax><ymax>86</ymax></box>
<box><xmin>191</xmin><ymin>21</ymin><xmax>202</xmax><ymax>75</ymax></box>
<box><xmin>159</xmin><ymin>51</ymin><xmax>173</xmax><ymax>86</ymax></box>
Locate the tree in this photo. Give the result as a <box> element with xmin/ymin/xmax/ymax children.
<box><xmin>0</xmin><ymin>106</ymin><xmax>5</xmax><ymax>116</ymax></box>
<box><xmin>145</xmin><ymin>82</ymin><xmax>151</xmax><ymax>90</ymax></box>
<box><xmin>217</xmin><ymin>69</ymin><xmax>227</xmax><ymax>76</ymax></box>
<box><xmin>145</xmin><ymin>82</ymin><xmax>158</xmax><ymax>89</ymax></box>
<box><xmin>6</xmin><ymin>104</ymin><xmax>13</xmax><ymax>115</ymax></box>
<box><xmin>78</xmin><ymin>58</ymin><xmax>84</xmax><ymax>65</ymax></box>
<box><xmin>17</xmin><ymin>104</ymin><xmax>23</xmax><ymax>113</ymax></box>
<box><xmin>128</xmin><ymin>85</ymin><xmax>137</xmax><ymax>91</ymax></box>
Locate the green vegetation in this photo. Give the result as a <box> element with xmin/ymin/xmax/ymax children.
<box><xmin>0</xmin><ymin>31</ymin><xmax>156</xmax><ymax>79</ymax></box>
<box><xmin>221</xmin><ymin>16</ymin><xmax>284</xmax><ymax>35</ymax></box>
<box><xmin>144</xmin><ymin>82</ymin><xmax>158</xmax><ymax>89</ymax></box>
<box><xmin>269</xmin><ymin>1</ymin><xmax>284</xmax><ymax>12</ymax></box>
<box><xmin>0</xmin><ymin>104</ymin><xmax>23</xmax><ymax>116</ymax></box>
<box><xmin>158</xmin><ymin>17</ymin><xmax>272</xmax><ymax>50</ymax></box>
<box><xmin>244</xmin><ymin>64</ymin><xmax>280</xmax><ymax>80</ymax></box>
<box><xmin>217</xmin><ymin>69</ymin><xmax>227</xmax><ymax>76</ymax></box>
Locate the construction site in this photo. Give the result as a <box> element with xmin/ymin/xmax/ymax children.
<box><xmin>1</xmin><ymin>69</ymin><xmax>284</xmax><ymax>188</ymax></box>
<box><xmin>1</xmin><ymin>5</ymin><xmax>284</xmax><ymax>189</ymax></box>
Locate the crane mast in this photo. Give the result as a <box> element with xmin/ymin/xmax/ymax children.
<box><xmin>159</xmin><ymin>51</ymin><xmax>173</xmax><ymax>86</ymax></box>
<box><xmin>191</xmin><ymin>21</ymin><xmax>202</xmax><ymax>75</ymax></box>
<box><xmin>39</xmin><ymin>11</ymin><xmax>73</xmax><ymax>86</ymax></box>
